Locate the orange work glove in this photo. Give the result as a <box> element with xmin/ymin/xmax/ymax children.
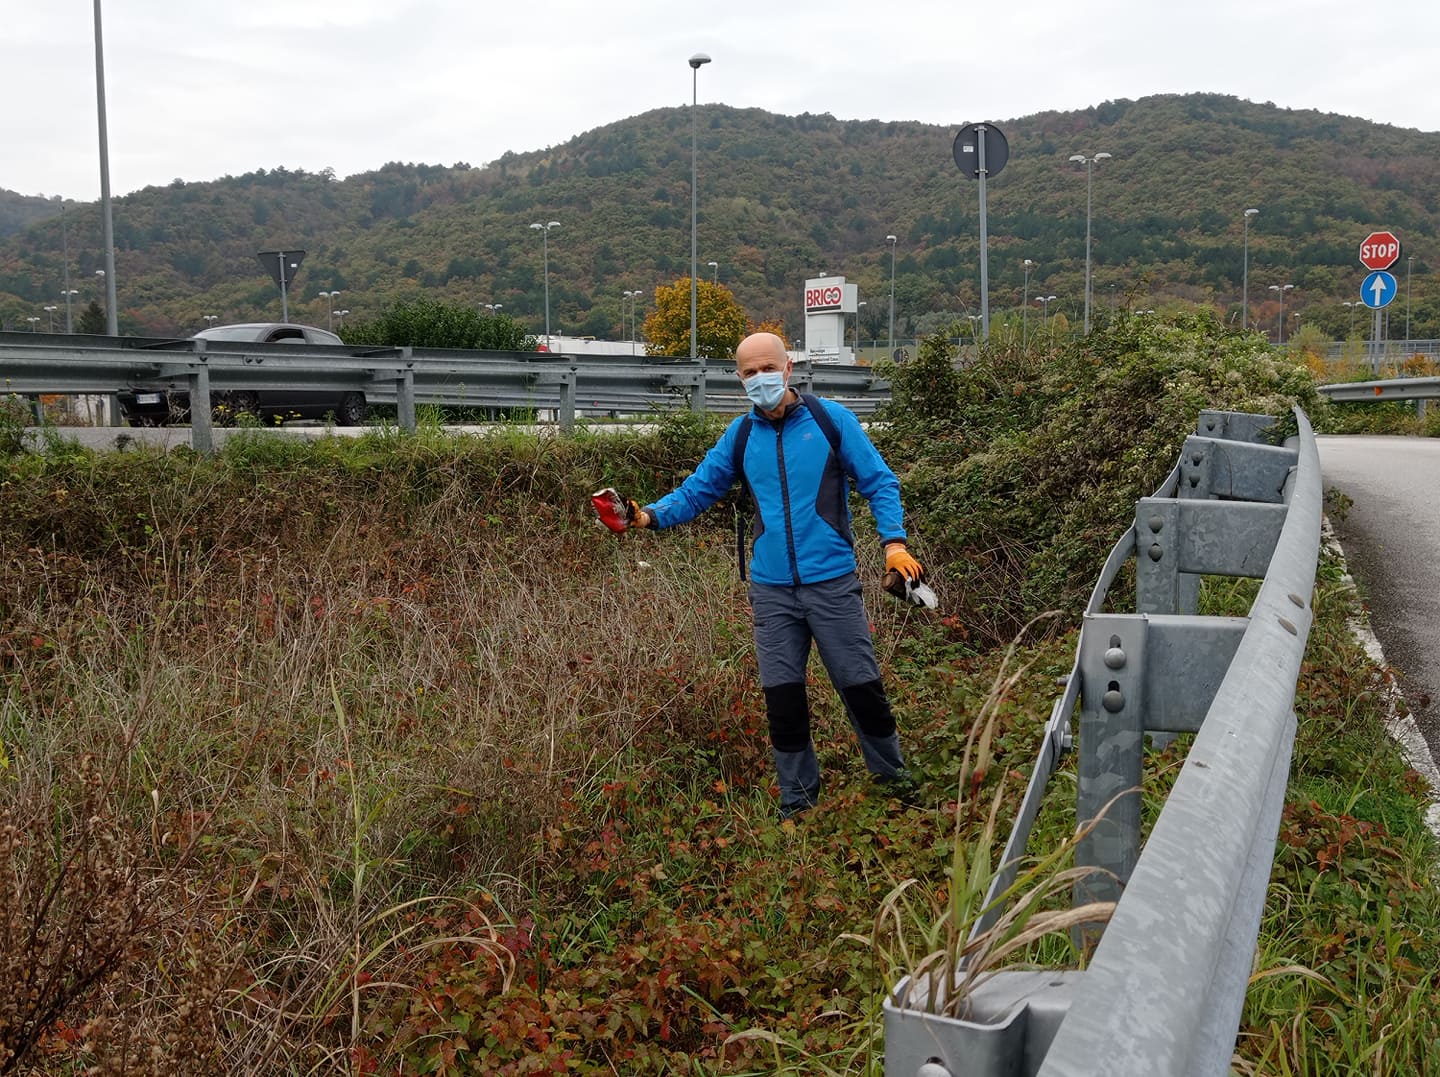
<box><xmin>884</xmin><ymin>543</ymin><xmax>924</xmax><ymax>582</ymax></box>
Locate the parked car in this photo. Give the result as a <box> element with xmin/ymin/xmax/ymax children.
<box><xmin>118</xmin><ymin>322</ymin><xmax>368</xmax><ymax>426</ymax></box>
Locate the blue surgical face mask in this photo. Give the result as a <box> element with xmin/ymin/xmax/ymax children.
<box><xmin>743</xmin><ymin>371</ymin><xmax>787</xmax><ymax>411</ymax></box>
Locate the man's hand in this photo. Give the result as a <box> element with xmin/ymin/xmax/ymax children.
<box><xmin>884</xmin><ymin>543</ymin><xmax>924</xmax><ymax>582</ymax></box>
<box><xmin>626</xmin><ymin>500</ymin><xmax>652</xmax><ymax>529</ymax></box>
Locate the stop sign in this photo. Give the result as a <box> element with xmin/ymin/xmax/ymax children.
<box><xmin>1359</xmin><ymin>230</ymin><xmax>1401</xmax><ymax>271</ymax></box>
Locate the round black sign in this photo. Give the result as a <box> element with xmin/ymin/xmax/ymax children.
<box><xmin>952</xmin><ymin>123</ymin><xmax>1009</xmax><ymax>180</ymax></box>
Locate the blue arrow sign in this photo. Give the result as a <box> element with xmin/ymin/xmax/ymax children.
<box><xmin>1362</xmin><ymin>270</ymin><xmax>1397</xmax><ymax>309</ymax></box>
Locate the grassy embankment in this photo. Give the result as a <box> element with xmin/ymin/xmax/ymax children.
<box><xmin>1</xmin><ymin>311</ymin><xmax>1437</xmax><ymax>1074</ymax></box>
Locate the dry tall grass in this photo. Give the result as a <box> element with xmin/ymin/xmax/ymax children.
<box><xmin>1</xmin><ymin>429</ymin><xmax>770</xmax><ymax>1070</ymax></box>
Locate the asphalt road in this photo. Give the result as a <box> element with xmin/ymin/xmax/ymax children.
<box><xmin>1317</xmin><ymin>435</ymin><xmax>1440</xmax><ymax>758</ymax></box>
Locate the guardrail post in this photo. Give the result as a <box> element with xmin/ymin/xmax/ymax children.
<box><xmin>397</xmin><ymin>348</ymin><xmax>416</xmax><ymax>433</ymax></box>
<box><xmin>1074</xmin><ymin>615</ymin><xmax>1147</xmax><ymax>920</ymax></box>
<box><xmin>558</xmin><ymin>369</ymin><xmax>577</xmax><ymax>431</ymax></box>
<box><xmin>188</xmin><ymin>340</ymin><xmax>213</xmax><ymax>454</ymax></box>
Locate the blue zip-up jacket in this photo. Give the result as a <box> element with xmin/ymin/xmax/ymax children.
<box><xmin>644</xmin><ymin>396</ymin><xmax>907</xmax><ymax>586</ymax></box>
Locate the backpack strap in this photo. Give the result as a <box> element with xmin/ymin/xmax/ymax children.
<box><xmin>732</xmin><ymin>415</ymin><xmax>754</xmax><ymax>582</ymax></box>
<box><xmin>798</xmin><ymin>392</ymin><xmax>844</xmax><ymax>462</ymax></box>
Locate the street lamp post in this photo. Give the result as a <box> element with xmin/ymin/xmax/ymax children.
<box><xmin>43</xmin><ymin>305</ymin><xmax>58</xmax><ymax>332</ymax></box>
<box><xmin>1405</xmin><ymin>255</ymin><xmax>1414</xmax><ymax>347</ymax></box>
<box><xmin>529</xmin><ymin>220</ymin><xmax>560</xmax><ymax>349</ymax></box>
<box><xmin>855</xmin><ymin>300</ymin><xmax>866</xmax><ymax>355</ymax></box>
<box><xmin>484</xmin><ymin>303</ymin><xmax>503</xmax><ymax>314</ymax></box>
<box><xmin>1068</xmin><ymin>152</ymin><xmax>1111</xmax><ymax>334</ymax></box>
<box><xmin>689</xmin><ymin>51</ymin><xmax>711</xmax><ymax>371</ymax></box>
<box><xmin>203</xmin><ymin>314</ymin><xmax>218</xmax><ymax>329</ymax></box>
<box><xmin>1343</xmin><ymin>301</ymin><xmax>1361</xmax><ymax>337</ymax></box>
<box><xmin>707</xmin><ymin>260</ymin><xmax>718</xmax><ymax>283</ymax></box>
<box><xmin>1022</xmin><ymin>258</ymin><xmax>1035</xmax><ymax>348</ymax></box>
<box><xmin>1036</xmin><ymin>294</ymin><xmax>1057</xmax><ymax>329</ymax></box>
<box><xmin>26</xmin><ymin>317</ymin><xmax>40</xmax><ymax>331</ymax></box>
<box><xmin>318</xmin><ymin>290</ymin><xmax>340</xmax><ymax>332</ymax></box>
<box><xmin>334</xmin><ymin>309</ymin><xmax>349</xmax><ymax>328</ymax></box>
<box><xmin>886</xmin><ymin>234</ymin><xmax>898</xmax><ymax>357</ymax></box>
<box><xmin>1241</xmin><ymin>208</ymin><xmax>1259</xmax><ymax>329</ymax></box>
<box><xmin>59</xmin><ymin>289</ymin><xmax>79</xmax><ymax>334</ymax></box>
<box><xmin>1269</xmin><ymin>283</ymin><xmax>1294</xmax><ymax>343</ymax></box>
<box><xmin>623</xmin><ymin>289</ymin><xmax>641</xmax><ymax>354</ymax></box>
<box><xmin>93</xmin><ymin>0</ymin><xmax>118</xmax><ymax>337</ymax></box>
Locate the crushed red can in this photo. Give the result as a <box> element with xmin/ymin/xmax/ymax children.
<box><xmin>591</xmin><ymin>487</ymin><xmax>632</xmax><ymax>533</ymax></box>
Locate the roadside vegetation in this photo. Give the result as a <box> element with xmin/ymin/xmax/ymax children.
<box><xmin>1</xmin><ymin>312</ymin><xmax>1436</xmax><ymax>1073</ymax></box>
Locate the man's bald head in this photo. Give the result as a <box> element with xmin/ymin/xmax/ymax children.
<box><xmin>735</xmin><ymin>332</ymin><xmax>791</xmax><ymax>380</ymax></box>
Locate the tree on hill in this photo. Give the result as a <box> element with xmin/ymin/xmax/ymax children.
<box><xmin>642</xmin><ymin>279</ymin><xmax>748</xmax><ymax>359</ymax></box>
<box><xmin>75</xmin><ymin>301</ymin><xmax>106</xmax><ymax>335</ymax></box>
<box><xmin>339</xmin><ymin>296</ymin><xmax>535</xmax><ymax>350</ymax></box>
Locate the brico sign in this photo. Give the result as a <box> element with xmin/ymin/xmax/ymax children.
<box><xmin>1359</xmin><ymin>231</ymin><xmax>1401</xmax><ymax>272</ymax></box>
<box><xmin>805</xmin><ymin>285</ymin><xmax>844</xmax><ymax>312</ymax></box>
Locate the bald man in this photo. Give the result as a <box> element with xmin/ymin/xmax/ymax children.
<box><xmin>628</xmin><ymin>332</ymin><xmax>925</xmax><ymax>819</ymax></box>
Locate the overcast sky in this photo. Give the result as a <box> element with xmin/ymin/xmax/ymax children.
<box><xmin>6</xmin><ymin>0</ymin><xmax>1439</xmax><ymax>202</ymax></box>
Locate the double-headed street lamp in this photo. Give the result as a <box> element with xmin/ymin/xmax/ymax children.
<box><xmin>203</xmin><ymin>314</ymin><xmax>218</xmax><ymax>329</ymax></box>
<box><xmin>855</xmin><ymin>300</ymin><xmax>866</xmax><ymax>354</ymax></box>
<box><xmin>1035</xmin><ymin>294</ymin><xmax>1057</xmax><ymax>328</ymax></box>
<box><xmin>334</xmin><ymin>309</ymin><xmax>349</xmax><ymax>328</ymax></box>
<box><xmin>1269</xmin><ymin>283</ymin><xmax>1294</xmax><ymax>343</ymax></box>
<box><xmin>43</xmin><ymin>305</ymin><xmax>58</xmax><ymax>332</ymax></box>
<box><xmin>1022</xmin><ymin>258</ymin><xmax>1035</xmax><ymax>347</ymax></box>
<box><xmin>1241</xmin><ymin>208</ymin><xmax>1259</xmax><ymax>329</ymax></box>
<box><xmin>59</xmin><ymin>289</ymin><xmax>79</xmax><ymax>333</ymax></box>
<box><xmin>886</xmin><ymin>234</ymin><xmax>898</xmax><ymax>356</ymax></box>
<box><xmin>26</xmin><ymin>317</ymin><xmax>40</xmax><ymax>331</ymax></box>
<box><xmin>1068</xmin><ymin>152</ymin><xmax>1111</xmax><ymax>334</ymax></box>
<box><xmin>484</xmin><ymin>303</ymin><xmax>503</xmax><ymax>315</ymax></box>
<box><xmin>318</xmin><ymin>290</ymin><xmax>340</xmax><ymax>331</ymax></box>
<box><xmin>530</xmin><ymin>220</ymin><xmax>560</xmax><ymax>349</ymax></box>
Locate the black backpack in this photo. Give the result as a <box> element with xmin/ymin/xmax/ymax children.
<box><xmin>730</xmin><ymin>393</ymin><xmax>844</xmax><ymax>581</ymax></box>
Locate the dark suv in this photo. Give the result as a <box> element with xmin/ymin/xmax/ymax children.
<box><xmin>119</xmin><ymin>322</ymin><xmax>368</xmax><ymax>426</ymax></box>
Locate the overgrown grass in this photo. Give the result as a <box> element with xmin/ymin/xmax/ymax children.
<box><xmin>2</xmin><ymin>318</ymin><xmax>1437</xmax><ymax>1072</ymax></box>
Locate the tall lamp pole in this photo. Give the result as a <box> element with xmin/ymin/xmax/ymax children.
<box><xmin>1022</xmin><ymin>258</ymin><xmax>1035</xmax><ymax>348</ymax></box>
<box><xmin>1405</xmin><ymin>255</ymin><xmax>1414</xmax><ymax>347</ymax></box>
<box><xmin>318</xmin><ymin>290</ymin><xmax>340</xmax><ymax>332</ymax></box>
<box><xmin>59</xmin><ymin>203</ymin><xmax>76</xmax><ymax>332</ymax></box>
<box><xmin>855</xmin><ymin>300</ymin><xmax>866</xmax><ymax>355</ymax></box>
<box><xmin>1269</xmin><ymin>283</ymin><xmax>1294</xmax><ymax>343</ymax></box>
<box><xmin>1068</xmin><ymin>152</ymin><xmax>1111</xmax><ymax>334</ymax></box>
<box><xmin>1241</xmin><ymin>208</ymin><xmax>1259</xmax><ymax>329</ymax></box>
<box><xmin>886</xmin><ymin>234</ymin><xmax>898</xmax><ymax>356</ymax></box>
<box><xmin>530</xmin><ymin>220</ymin><xmax>560</xmax><ymax>349</ymax></box>
<box><xmin>689</xmin><ymin>51</ymin><xmax>711</xmax><ymax>377</ymax></box>
<box><xmin>707</xmin><ymin>260</ymin><xmax>719</xmax><ymax>283</ymax></box>
<box><xmin>92</xmin><ymin>0</ymin><xmax>118</xmax><ymax>338</ymax></box>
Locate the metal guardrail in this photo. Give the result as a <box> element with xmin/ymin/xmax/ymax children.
<box><xmin>885</xmin><ymin>408</ymin><xmax>1322</xmax><ymax>1077</ymax></box>
<box><xmin>0</xmin><ymin>332</ymin><xmax>891</xmax><ymax>451</ymax></box>
<box><xmin>1316</xmin><ymin>375</ymin><xmax>1440</xmax><ymax>402</ymax></box>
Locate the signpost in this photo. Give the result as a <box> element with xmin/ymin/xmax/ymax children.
<box><xmin>257</xmin><ymin>250</ymin><xmax>306</xmax><ymax>322</ymax></box>
<box><xmin>1358</xmin><ymin>231</ymin><xmax>1401</xmax><ymax>372</ymax></box>
<box><xmin>952</xmin><ymin>123</ymin><xmax>1008</xmax><ymax>341</ymax></box>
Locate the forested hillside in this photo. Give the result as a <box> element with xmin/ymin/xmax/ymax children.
<box><xmin>0</xmin><ymin>92</ymin><xmax>1436</xmax><ymax>340</ymax></box>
